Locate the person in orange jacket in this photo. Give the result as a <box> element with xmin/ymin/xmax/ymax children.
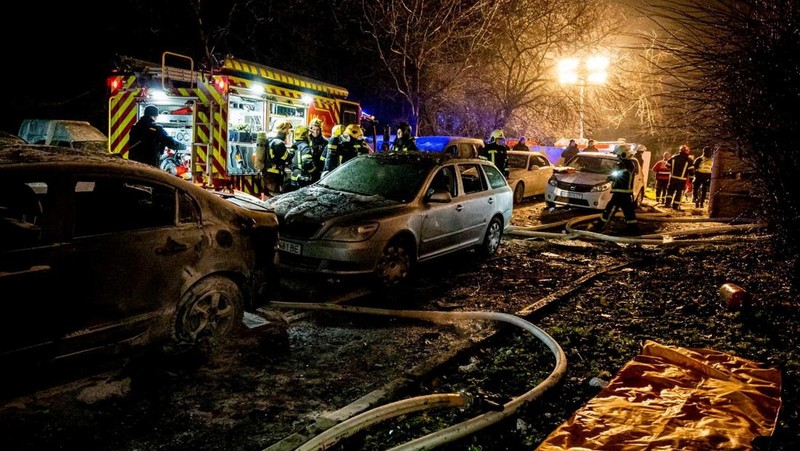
<box><xmin>651</xmin><ymin>151</ymin><xmax>671</xmax><ymax>205</ymax></box>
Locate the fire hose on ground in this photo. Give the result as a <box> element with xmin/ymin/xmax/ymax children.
<box><xmin>265</xmin><ymin>303</ymin><xmax>567</xmax><ymax>451</ymax></box>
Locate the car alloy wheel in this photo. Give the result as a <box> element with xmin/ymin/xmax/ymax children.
<box><xmin>478</xmin><ymin>216</ymin><xmax>503</xmax><ymax>257</ymax></box>
<box><xmin>174</xmin><ymin>276</ymin><xmax>243</xmax><ymax>344</ymax></box>
<box><xmin>375</xmin><ymin>239</ymin><xmax>412</xmax><ymax>286</ymax></box>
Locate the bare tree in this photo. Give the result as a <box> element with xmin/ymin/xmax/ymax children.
<box><xmin>358</xmin><ymin>0</ymin><xmax>507</xmax><ymax>135</ymax></box>
<box><xmin>640</xmin><ymin>0</ymin><xmax>800</xmax><ymax>286</ymax></box>
<box><xmin>474</xmin><ymin>0</ymin><xmax>616</xmax><ymax>134</ymax></box>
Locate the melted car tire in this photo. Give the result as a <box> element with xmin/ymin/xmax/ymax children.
<box><xmin>477</xmin><ymin>216</ymin><xmax>503</xmax><ymax>257</ymax></box>
<box><xmin>513</xmin><ymin>183</ymin><xmax>525</xmax><ymax>204</ymax></box>
<box><xmin>375</xmin><ymin>238</ymin><xmax>413</xmax><ymax>287</ymax></box>
<box><xmin>173</xmin><ymin>276</ymin><xmax>244</xmax><ymax>345</ymax></box>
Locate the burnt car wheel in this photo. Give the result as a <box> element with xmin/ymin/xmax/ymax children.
<box><xmin>513</xmin><ymin>182</ymin><xmax>525</xmax><ymax>204</ymax></box>
<box><xmin>375</xmin><ymin>238</ymin><xmax>413</xmax><ymax>286</ymax></box>
<box><xmin>174</xmin><ymin>276</ymin><xmax>244</xmax><ymax>344</ymax></box>
<box><xmin>477</xmin><ymin>216</ymin><xmax>503</xmax><ymax>257</ymax></box>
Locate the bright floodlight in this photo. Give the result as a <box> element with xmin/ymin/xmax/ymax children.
<box><xmin>558</xmin><ymin>58</ymin><xmax>580</xmax><ymax>84</ymax></box>
<box><xmin>586</xmin><ymin>56</ymin><xmax>609</xmax><ymax>85</ymax></box>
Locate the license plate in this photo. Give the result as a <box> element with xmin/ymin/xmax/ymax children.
<box><xmin>278</xmin><ymin>239</ymin><xmax>301</xmax><ymax>255</ymax></box>
<box><xmin>566</xmin><ymin>191</ymin><xmax>583</xmax><ymax>199</ymax></box>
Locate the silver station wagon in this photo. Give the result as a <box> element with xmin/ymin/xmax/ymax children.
<box><xmin>266</xmin><ymin>152</ymin><xmax>513</xmax><ymax>286</ymax></box>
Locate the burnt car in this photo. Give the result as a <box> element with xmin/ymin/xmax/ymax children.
<box><xmin>0</xmin><ymin>130</ymin><xmax>26</xmax><ymax>145</ymax></box>
<box><xmin>266</xmin><ymin>152</ymin><xmax>513</xmax><ymax>286</ymax></box>
<box><xmin>0</xmin><ymin>145</ymin><xmax>279</xmax><ymax>366</ymax></box>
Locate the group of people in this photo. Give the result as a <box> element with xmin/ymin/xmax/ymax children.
<box><xmin>258</xmin><ymin>120</ymin><xmax>372</xmax><ymax>196</ymax></box>
<box><xmin>128</xmin><ymin>108</ymin><xmax>564</xmax><ymax>199</ymax></box>
<box><xmin>558</xmin><ymin>138</ymin><xmax>601</xmax><ymax>164</ymax></box>
<box><xmin>651</xmin><ymin>145</ymin><xmax>714</xmax><ymax>210</ymax></box>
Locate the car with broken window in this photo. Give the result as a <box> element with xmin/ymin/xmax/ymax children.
<box><xmin>544</xmin><ymin>151</ymin><xmax>645</xmax><ymax>210</ymax></box>
<box><xmin>265</xmin><ymin>151</ymin><xmax>513</xmax><ymax>286</ymax></box>
<box><xmin>0</xmin><ymin>145</ymin><xmax>279</xmax><ymax>368</ymax></box>
<box><xmin>506</xmin><ymin>150</ymin><xmax>555</xmax><ymax>204</ymax></box>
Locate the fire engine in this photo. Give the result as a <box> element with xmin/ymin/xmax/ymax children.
<box><xmin>107</xmin><ymin>51</ymin><xmax>363</xmax><ymax>196</ymax></box>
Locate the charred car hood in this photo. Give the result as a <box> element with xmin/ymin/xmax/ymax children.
<box><xmin>265</xmin><ymin>185</ymin><xmax>400</xmax><ymax>225</ymax></box>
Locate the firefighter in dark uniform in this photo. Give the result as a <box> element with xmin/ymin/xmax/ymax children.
<box><xmin>390</xmin><ymin>122</ymin><xmax>418</xmax><ymax>152</ymax></box>
<box><xmin>128</xmin><ymin>105</ymin><xmax>186</xmax><ymax>167</ymax></box>
<box><xmin>320</xmin><ymin>124</ymin><xmax>343</xmax><ymax>178</ymax></box>
<box><xmin>264</xmin><ymin>120</ymin><xmax>292</xmax><ymax>196</ymax></box>
<box><xmin>588</xmin><ymin>145</ymin><xmax>640</xmax><ymax>235</ymax></box>
<box><xmin>480</xmin><ymin>129</ymin><xmax>509</xmax><ymax>177</ymax></box>
<box><xmin>308</xmin><ymin>118</ymin><xmax>327</xmax><ymax>182</ymax></box>
<box><xmin>287</xmin><ymin>126</ymin><xmax>315</xmax><ymax>192</ymax></box>
<box><xmin>323</xmin><ymin>124</ymin><xmax>366</xmax><ymax>173</ymax></box>
<box><xmin>692</xmin><ymin>146</ymin><xmax>714</xmax><ymax>208</ymax></box>
<box><xmin>665</xmin><ymin>144</ymin><xmax>694</xmax><ymax>211</ymax></box>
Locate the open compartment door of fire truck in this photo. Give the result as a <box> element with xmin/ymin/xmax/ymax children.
<box><xmin>109</xmin><ymin>52</ymin><xmax>362</xmax><ymax>196</ymax></box>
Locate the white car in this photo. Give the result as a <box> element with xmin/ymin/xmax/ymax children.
<box><xmin>506</xmin><ymin>150</ymin><xmax>554</xmax><ymax>204</ymax></box>
<box><xmin>545</xmin><ymin>151</ymin><xmax>645</xmax><ymax>211</ymax></box>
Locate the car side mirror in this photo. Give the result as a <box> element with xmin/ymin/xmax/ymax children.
<box><xmin>427</xmin><ymin>189</ymin><xmax>452</xmax><ymax>203</ymax></box>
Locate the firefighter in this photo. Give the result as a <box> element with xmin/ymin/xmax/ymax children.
<box><xmin>264</xmin><ymin>120</ymin><xmax>292</xmax><ymax>196</ymax></box>
<box><xmin>665</xmin><ymin>144</ymin><xmax>694</xmax><ymax>211</ymax></box>
<box><xmin>651</xmin><ymin>151</ymin><xmax>672</xmax><ymax>205</ymax></box>
<box><xmin>588</xmin><ymin>145</ymin><xmax>639</xmax><ymax>235</ymax></box>
<box><xmin>480</xmin><ymin>129</ymin><xmax>509</xmax><ymax>177</ymax></box>
<box><xmin>390</xmin><ymin>122</ymin><xmax>418</xmax><ymax>152</ymax></box>
<box><xmin>324</xmin><ymin>124</ymin><xmax>366</xmax><ymax>173</ymax></box>
<box><xmin>128</xmin><ymin>105</ymin><xmax>186</xmax><ymax>167</ymax></box>
<box><xmin>321</xmin><ymin>124</ymin><xmax>343</xmax><ymax>177</ymax></box>
<box><xmin>693</xmin><ymin>146</ymin><xmax>714</xmax><ymax>208</ymax></box>
<box><xmin>308</xmin><ymin>118</ymin><xmax>327</xmax><ymax>182</ymax></box>
<box><xmin>286</xmin><ymin>126</ymin><xmax>315</xmax><ymax>192</ymax></box>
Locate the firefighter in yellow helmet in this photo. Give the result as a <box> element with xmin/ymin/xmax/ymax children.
<box><xmin>286</xmin><ymin>126</ymin><xmax>315</xmax><ymax>192</ymax></box>
<box><xmin>324</xmin><ymin>124</ymin><xmax>367</xmax><ymax>173</ymax></box>
<box><xmin>263</xmin><ymin>120</ymin><xmax>292</xmax><ymax>196</ymax></box>
<box><xmin>321</xmin><ymin>124</ymin><xmax>343</xmax><ymax>177</ymax></box>
<box><xmin>480</xmin><ymin>129</ymin><xmax>509</xmax><ymax>177</ymax></box>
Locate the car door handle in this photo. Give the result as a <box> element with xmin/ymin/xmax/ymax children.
<box><xmin>157</xmin><ymin>237</ymin><xmax>189</xmax><ymax>255</ymax></box>
<box><xmin>456</xmin><ymin>204</ymin><xmax>464</xmax><ymax>212</ymax></box>
<box><xmin>488</xmin><ymin>197</ymin><xmax>494</xmax><ymax>204</ymax></box>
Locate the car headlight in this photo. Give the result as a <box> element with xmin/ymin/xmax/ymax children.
<box><xmin>322</xmin><ymin>222</ymin><xmax>379</xmax><ymax>242</ymax></box>
<box><xmin>548</xmin><ymin>177</ymin><xmax>557</xmax><ymax>187</ymax></box>
<box><xmin>591</xmin><ymin>182</ymin><xmax>612</xmax><ymax>192</ymax></box>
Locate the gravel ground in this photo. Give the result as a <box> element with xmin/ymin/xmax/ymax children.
<box><xmin>1</xmin><ymin>199</ymin><xmax>797</xmax><ymax>451</ymax></box>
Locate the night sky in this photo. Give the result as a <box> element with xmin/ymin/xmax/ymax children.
<box><xmin>2</xmin><ymin>1</ymin><xmax>390</xmax><ymax>135</ymax></box>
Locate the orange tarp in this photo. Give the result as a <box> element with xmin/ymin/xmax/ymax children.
<box><xmin>537</xmin><ymin>340</ymin><xmax>782</xmax><ymax>450</ymax></box>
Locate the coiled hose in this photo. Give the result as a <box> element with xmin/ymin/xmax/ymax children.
<box><xmin>267</xmin><ymin>302</ymin><xmax>566</xmax><ymax>451</ymax></box>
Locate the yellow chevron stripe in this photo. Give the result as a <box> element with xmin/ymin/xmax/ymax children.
<box><xmin>223</xmin><ymin>57</ymin><xmax>349</xmax><ymax>97</ymax></box>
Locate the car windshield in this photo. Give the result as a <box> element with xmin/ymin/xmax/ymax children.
<box><xmin>508</xmin><ymin>154</ymin><xmax>528</xmax><ymax>169</ymax></box>
<box><xmin>319</xmin><ymin>155</ymin><xmax>432</xmax><ymax>202</ymax></box>
<box><xmin>567</xmin><ymin>154</ymin><xmax>618</xmax><ymax>174</ymax></box>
